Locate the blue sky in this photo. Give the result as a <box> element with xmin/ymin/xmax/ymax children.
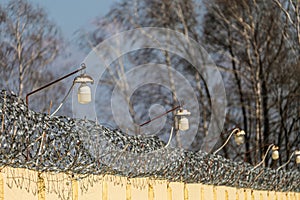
<box><xmin>19</xmin><ymin>0</ymin><xmax>121</xmax><ymax>67</ymax></box>
<box><xmin>28</xmin><ymin>0</ymin><xmax>119</xmax><ymax>39</ymax></box>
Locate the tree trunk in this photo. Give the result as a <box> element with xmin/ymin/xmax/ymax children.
<box><xmin>228</xmin><ymin>34</ymin><xmax>251</xmax><ymax>163</ymax></box>
<box><xmin>255</xmin><ymin>78</ymin><xmax>263</xmax><ymax>164</ymax></box>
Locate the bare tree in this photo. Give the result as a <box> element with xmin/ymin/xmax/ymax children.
<box><xmin>203</xmin><ymin>0</ymin><xmax>300</xmax><ymax>167</ymax></box>
<box><xmin>273</xmin><ymin>0</ymin><xmax>300</xmax><ymax>46</ymax></box>
<box><xmin>0</xmin><ymin>0</ymin><xmax>63</xmax><ymax>98</ymax></box>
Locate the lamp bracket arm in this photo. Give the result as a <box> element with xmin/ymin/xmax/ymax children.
<box><xmin>26</xmin><ymin>64</ymin><xmax>86</xmax><ymax>106</ymax></box>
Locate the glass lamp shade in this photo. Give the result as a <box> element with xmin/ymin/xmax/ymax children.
<box><xmin>178</xmin><ymin>117</ymin><xmax>189</xmax><ymax>131</ymax></box>
<box><xmin>296</xmin><ymin>155</ymin><xmax>300</xmax><ymax>164</ymax></box>
<box><xmin>77</xmin><ymin>83</ymin><xmax>91</xmax><ymax>104</ymax></box>
<box><xmin>272</xmin><ymin>150</ymin><xmax>279</xmax><ymax>160</ymax></box>
<box><xmin>234</xmin><ymin>135</ymin><xmax>244</xmax><ymax>146</ymax></box>
<box><xmin>296</xmin><ymin>151</ymin><xmax>300</xmax><ymax>164</ymax></box>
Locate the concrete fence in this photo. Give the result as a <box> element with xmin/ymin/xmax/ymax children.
<box><xmin>0</xmin><ymin>167</ymin><xmax>299</xmax><ymax>200</ymax></box>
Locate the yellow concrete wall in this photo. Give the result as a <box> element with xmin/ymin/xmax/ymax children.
<box><xmin>0</xmin><ymin>167</ymin><xmax>299</xmax><ymax>200</ymax></box>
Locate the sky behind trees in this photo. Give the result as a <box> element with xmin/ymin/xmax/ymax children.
<box><xmin>25</xmin><ymin>0</ymin><xmax>119</xmax><ymax>39</ymax></box>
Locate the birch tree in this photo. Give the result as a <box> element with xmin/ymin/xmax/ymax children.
<box><xmin>0</xmin><ymin>0</ymin><xmax>62</xmax><ymax>97</ymax></box>
<box><xmin>203</xmin><ymin>0</ymin><xmax>300</xmax><ymax>167</ymax></box>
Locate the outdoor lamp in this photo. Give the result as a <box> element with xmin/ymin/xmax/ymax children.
<box><xmin>26</xmin><ymin>63</ymin><xmax>93</xmax><ymax>107</ymax></box>
<box><xmin>252</xmin><ymin>144</ymin><xmax>279</xmax><ymax>170</ymax></box>
<box><xmin>213</xmin><ymin>128</ymin><xmax>246</xmax><ymax>155</ymax></box>
<box><xmin>175</xmin><ymin>108</ymin><xmax>191</xmax><ymax>131</ymax></box>
<box><xmin>234</xmin><ymin>129</ymin><xmax>246</xmax><ymax>146</ymax></box>
<box><xmin>295</xmin><ymin>150</ymin><xmax>300</xmax><ymax>164</ymax></box>
<box><xmin>74</xmin><ymin>73</ymin><xmax>94</xmax><ymax>104</ymax></box>
<box><xmin>277</xmin><ymin>150</ymin><xmax>300</xmax><ymax>171</ymax></box>
<box><xmin>272</xmin><ymin>146</ymin><xmax>279</xmax><ymax>160</ymax></box>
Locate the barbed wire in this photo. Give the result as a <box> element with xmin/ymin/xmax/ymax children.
<box><xmin>0</xmin><ymin>90</ymin><xmax>299</xmax><ymax>195</ymax></box>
